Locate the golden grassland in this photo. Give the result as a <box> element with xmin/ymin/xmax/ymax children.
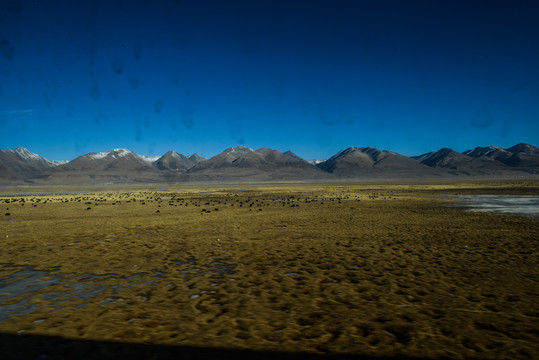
<box><xmin>0</xmin><ymin>180</ymin><xmax>538</xmax><ymax>359</ymax></box>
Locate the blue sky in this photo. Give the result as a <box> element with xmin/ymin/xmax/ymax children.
<box><xmin>1</xmin><ymin>0</ymin><xmax>538</xmax><ymax>161</ymax></box>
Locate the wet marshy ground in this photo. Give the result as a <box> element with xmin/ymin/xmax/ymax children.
<box><xmin>0</xmin><ymin>257</ymin><xmax>236</xmax><ymax>322</ymax></box>
<box><xmin>449</xmin><ymin>195</ymin><xmax>539</xmax><ymax>217</ymax></box>
<box><xmin>0</xmin><ymin>181</ymin><xmax>538</xmax><ymax>359</ymax></box>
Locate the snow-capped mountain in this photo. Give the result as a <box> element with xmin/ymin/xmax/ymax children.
<box><xmin>75</xmin><ymin>149</ymin><xmax>159</xmax><ymax>165</ymax></box>
<box><xmin>10</xmin><ymin>147</ymin><xmax>43</xmax><ymax>161</ymax></box>
<box><xmin>35</xmin><ymin>148</ymin><xmax>161</xmax><ymax>185</ymax></box>
<box><xmin>55</xmin><ymin>149</ymin><xmax>155</xmax><ymax>172</ymax></box>
<box><xmin>0</xmin><ymin>147</ymin><xmax>63</xmax><ymax>181</ymax></box>
<box><xmin>227</xmin><ymin>145</ymin><xmax>254</xmax><ymax>155</ymax></box>
<box><xmin>84</xmin><ymin>149</ymin><xmax>138</xmax><ymax>161</ymax></box>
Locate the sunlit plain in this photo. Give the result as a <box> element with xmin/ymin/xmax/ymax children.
<box><xmin>0</xmin><ymin>180</ymin><xmax>538</xmax><ymax>359</ymax></box>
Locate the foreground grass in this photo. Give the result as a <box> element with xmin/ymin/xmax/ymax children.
<box><xmin>0</xmin><ymin>181</ymin><xmax>538</xmax><ymax>359</ymax></box>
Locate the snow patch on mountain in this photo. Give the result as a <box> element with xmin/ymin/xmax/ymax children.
<box><xmin>139</xmin><ymin>155</ymin><xmax>160</xmax><ymax>164</ymax></box>
<box><xmin>463</xmin><ymin>146</ymin><xmax>507</xmax><ymax>158</ymax></box>
<box><xmin>13</xmin><ymin>147</ymin><xmax>41</xmax><ymax>161</ymax></box>
<box><xmin>227</xmin><ymin>145</ymin><xmax>254</xmax><ymax>154</ymax></box>
<box><xmin>87</xmin><ymin>149</ymin><xmax>133</xmax><ymax>160</ymax></box>
<box><xmin>1</xmin><ymin>147</ymin><xmax>68</xmax><ymax>167</ymax></box>
<box><xmin>48</xmin><ymin>160</ymin><xmax>69</xmax><ymax>166</ymax></box>
<box><xmin>87</xmin><ymin>152</ymin><xmax>109</xmax><ymax>160</ymax></box>
<box><xmin>482</xmin><ymin>146</ymin><xmax>504</xmax><ymax>156</ymax></box>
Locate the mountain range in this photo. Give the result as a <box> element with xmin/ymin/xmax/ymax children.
<box><xmin>1</xmin><ymin>143</ymin><xmax>537</xmax><ymax>185</ymax></box>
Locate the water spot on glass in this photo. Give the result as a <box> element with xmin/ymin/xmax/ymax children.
<box><xmin>154</xmin><ymin>100</ymin><xmax>164</xmax><ymax>113</ymax></box>
<box><xmin>133</xmin><ymin>37</ymin><xmax>143</xmax><ymax>60</ymax></box>
<box><xmin>181</xmin><ymin>107</ymin><xmax>196</xmax><ymax>129</ymax></box>
<box><xmin>0</xmin><ymin>38</ymin><xmax>14</xmax><ymax>60</ymax></box>
<box><xmin>112</xmin><ymin>56</ymin><xmax>124</xmax><ymax>74</ymax></box>
<box><xmin>4</xmin><ymin>0</ymin><xmax>23</xmax><ymax>13</ymax></box>
<box><xmin>470</xmin><ymin>108</ymin><xmax>493</xmax><ymax>129</ymax></box>
<box><xmin>89</xmin><ymin>78</ymin><xmax>100</xmax><ymax>101</ymax></box>
<box><xmin>128</xmin><ymin>77</ymin><xmax>140</xmax><ymax>90</ymax></box>
<box><xmin>87</xmin><ymin>41</ymin><xmax>97</xmax><ymax>66</ymax></box>
<box><xmin>95</xmin><ymin>111</ymin><xmax>108</xmax><ymax>124</ymax></box>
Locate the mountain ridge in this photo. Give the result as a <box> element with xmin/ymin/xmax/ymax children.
<box><xmin>1</xmin><ymin>144</ymin><xmax>537</xmax><ymax>185</ymax></box>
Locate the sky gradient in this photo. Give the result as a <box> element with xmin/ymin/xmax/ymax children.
<box><xmin>1</xmin><ymin>0</ymin><xmax>538</xmax><ymax>161</ymax></box>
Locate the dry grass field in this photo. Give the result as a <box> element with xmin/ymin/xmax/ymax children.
<box><xmin>0</xmin><ymin>181</ymin><xmax>538</xmax><ymax>359</ymax></box>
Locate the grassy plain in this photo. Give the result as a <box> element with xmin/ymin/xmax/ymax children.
<box><xmin>0</xmin><ymin>180</ymin><xmax>538</xmax><ymax>359</ymax></box>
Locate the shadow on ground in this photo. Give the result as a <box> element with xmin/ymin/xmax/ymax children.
<box><xmin>0</xmin><ymin>332</ymin><xmax>436</xmax><ymax>360</ymax></box>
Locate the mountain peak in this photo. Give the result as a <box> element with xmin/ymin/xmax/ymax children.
<box><xmin>462</xmin><ymin>146</ymin><xmax>511</xmax><ymax>162</ymax></box>
<box><xmin>283</xmin><ymin>150</ymin><xmax>304</xmax><ymax>161</ymax></box>
<box><xmin>154</xmin><ymin>151</ymin><xmax>205</xmax><ymax>171</ymax></box>
<box><xmin>225</xmin><ymin>145</ymin><xmax>254</xmax><ymax>154</ymax></box>
<box><xmin>163</xmin><ymin>150</ymin><xmax>181</xmax><ymax>158</ymax></box>
<box><xmin>318</xmin><ymin>146</ymin><xmax>428</xmax><ymax>176</ymax></box>
<box><xmin>0</xmin><ymin>147</ymin><xmax>56</xmax><ymax>180</ymax></box>
<box><xmin>188</xmin><ymin>153</ymin><xmax>205</xmax><ymax>162</ymax></box>
<box><xmin>507</xmin><ymin>143</ymin><xmax>539</xmax><ymax>154</ymax></box>
<box><xmin>9</xmin><ymin>147</ymin><xmax>41</xmax><ymax>161</ymax></box>
<box><xmin>415</xmin><ymin>148</ymin><xmax>470</xmax><ymax>168</ymax></box>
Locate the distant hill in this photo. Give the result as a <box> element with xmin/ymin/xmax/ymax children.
<box><xmin>413</xmin><ymin>147</ymin><xmax>510</xmax><ymax>175</ymax></box>
<box><xmin>187</xmin><ymin>147</ymin><xmax>329</xmax><ymax>180</ymax></box>
<box><xmin>413</xmin><ymin>148</ymin><xmax>471</xmax><ymax>168</ymax></box>
<box><xmin>187</xmin><ymin>145</ymin><xmax>254</xmax><ymax>172</ymax></box>
<box><xmin>415</xmin><ymin>144</ymin><xmax>538</xmax><ymax>175</ymax></box>
<box><xmin>317</xmin><ymin>147</ymin><xmax>433</xmax><ymax>178</ymax></box>
<box><xmin>499</xmin><ymin>143</ymin><xmax>539</xmax><ymax>168</ymax></box>
<box><xmin>1</xmin><ymin>143</ymin><xmax>537</xmax><ymax>185</ymax></box>
<box><xmin>154</xmin><ymin>151</ymin><xmax>205</xmax><ymax>171</ymax></box>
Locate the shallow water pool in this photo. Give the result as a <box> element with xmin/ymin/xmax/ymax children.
<box><xmin>451</xmin><ymin>195</ymin><xmax>539</xmax><ymax>217</ymax></box>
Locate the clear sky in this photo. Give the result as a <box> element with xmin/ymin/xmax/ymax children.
<box><xmin>1</xmin><ymin>0</ymin><xmax>538</xmax><ymax>161</ymax></box>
